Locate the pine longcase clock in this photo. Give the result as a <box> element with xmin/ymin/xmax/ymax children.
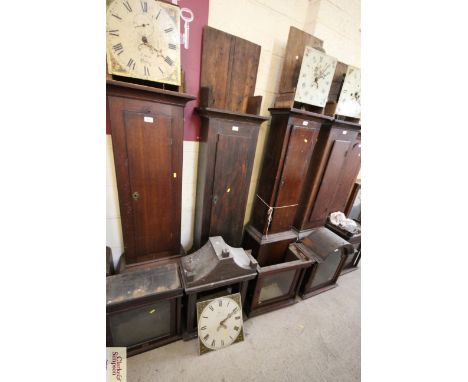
<box><xmin>295</xmin><ymin>46</ymin><xmax>337</xmax><ymax>107</ymax></box>
<box><xmin>336</xmin><ymin>66</ymin><xmax>361</xmax><ymax>118</ymax></box>
<box><xmin>106</xmin><ymin>0</ymin><xmax>181</xmax><ymax>86</ymax></box>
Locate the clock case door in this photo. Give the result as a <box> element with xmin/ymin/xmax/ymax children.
<box><xmin>107</xmin><ymin>81</ymin><xmax>194</xmax><ymax>267</ymax></box>
<box><xmin>294</xmin><ymin>119</ymin><xmax>361</xmax><ymax>233</ymax></box>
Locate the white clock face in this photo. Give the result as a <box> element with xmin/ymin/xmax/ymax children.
<box><xmin>336</xmin><ymin>66</ymin><xmax>361</xmax><ymax>118</ymax></box>
<box><xmin>106</xmin><ymin>0</ymin><xmax>181</xmax><ymax>85</ymax></box>
<box><xmin>198</xmin><ymin>296</ymin><xmax>243</xmax><ymax>351</ymax></box>
<box><xmin>295</xmin><ymin>46</ymin><xmax>337</xmax><ymax>107</ymax></box>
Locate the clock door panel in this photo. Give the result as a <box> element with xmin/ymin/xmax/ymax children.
<box><xmin>270</xmin><ymin>125</ymin><xmax>319</xmax><ymax>233</ymax></box>
<box><xmin>209</xmin><ymin>134</ymin><xmax>250</xmax><ymax>245</ymax></box>
<box><xmin>124</xmin><ymin>112</ymin><xmax>178</xmax><ymax>258</ymax></box>
<box><xmin>308</xmin><ymin>140</ymin><xmax>350</xmax><ymax>224</ymax></box>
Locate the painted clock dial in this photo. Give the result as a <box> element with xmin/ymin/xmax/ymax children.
<box><xmin>336</xmin><ymin>66</ymin><xmax>361</xmax><ymax>118</ymax></box>
<box><xmin>106</xmin><ymin>0</ymin><xmax>181</xmax><ymax>86</ymax></box>
<box><xmin>295</xmin><ymin>46</ymin><xmax>337</xmax><ymax>107</ymax></box>
<box><xmin>197</xmin><ymin>294</ymin><xmax>244</xmax><ymax>355</ymax></box>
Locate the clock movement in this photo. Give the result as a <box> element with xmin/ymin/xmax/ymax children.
<box><xmin>106</xmin><ymin>0</ymin><xmax>181</xmax><ymax>86</ymax></box>
<box><xmin>336</xmin><ymin>66</ymin><xmax>361</xmax><ymax>119</ymax></box>
<box><xmin>196</xmin><ymin>293</ymin><xmax>244</xmax><ymax>355</ymax></box>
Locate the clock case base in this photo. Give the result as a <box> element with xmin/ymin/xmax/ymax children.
<box><xmin>245</xmin><ymin>242</ymin><xmax>313</xmax><ymax>318</ymax></box>
<box><xmin>293</xmin><ymin>227</ymin><xmax>354</xmax><ymax>300</ymax></box>
<box><xmin>325</xmin><ymin>221</ymin><xmax>361</xmax><ymax>275</ymax></box>
<box><xmin>106</xmin><ymin>262</ymin><xmax>184</xmax><ymax>357</ymax></box>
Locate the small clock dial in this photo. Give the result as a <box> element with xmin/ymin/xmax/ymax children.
<box><xmin>106</xmin><ymin>0</ymin><xmax>181</xmax><ymax>85</ymax></box>
<box><xmin>197</xmin><ymin>295</ymin><xmax>243</xmax><ymax>353</ymax></box>
<box><xmin>295</xmin><ymin>46</ymin><xmax>337</xmax><ymax>107</ymax></box>
<box><xmin>336</xmin><ymin>66</ymin><xmax>361</xmax><ymax>118</ymax></box>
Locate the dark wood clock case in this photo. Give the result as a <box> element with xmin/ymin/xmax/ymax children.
<box><xmin>193</xmin><ymin>26</ymin><xmax>267</xmax><ymax>249</ymax></box>
<box><xmin>244</xmin><ymin>108</ymin><xmax>333</xmax><ymax>265</ymax></box>
<box><xmin>107</xmin><ymin>80</ymin><xmax>195</xmax><ymax>269</ymax></box>
<box><xmin>180</xmin><ymin>236</ymin><xmax>257</xmax><ymax>339</ymax></box>
<box><xmin>106</xmin><ymin>262</ymin><xmax>183</xmax><ymax>357</ymax></box>
<box><xmin>294</xmin><ymin>119</ymin><xmax>361</xmax><ymax>235</ymax></box>
<box><xmin>293</xmin><ymin>227</ymin><xmax>354</xmax><ymax>299</ymax></box>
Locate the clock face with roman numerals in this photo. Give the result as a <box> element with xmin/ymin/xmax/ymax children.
<box><xmin>336</xmin><ymin>66</ymin><xmax>361</xmax><ymax>118</ymax></box>
<box><xmin>106</xmin><ymin>0</ymin><xmax>181</xmax><ymax>85</ymax></box>
<box><xmin>295</xmin><ymin>46</ymin><xmax>337</xmax><ymax>107</ymax></box>
<box><xmin>196</xmin><ymin>293</ymin><xmax>244</xmax><ymax>355</ymax></box>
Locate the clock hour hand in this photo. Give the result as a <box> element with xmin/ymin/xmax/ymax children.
<box><xmin>139</xmin><ymin>36</ymin><xmax>163</xmax><ymax>58</ymax></box>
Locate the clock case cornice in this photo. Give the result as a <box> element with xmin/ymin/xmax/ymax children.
<box><xmin>107</xmin><ymin>79</ymin><xmax>196</xmax><ymax>107</ymax></box>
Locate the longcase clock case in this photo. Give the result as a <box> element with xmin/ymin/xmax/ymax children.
<box><xmin>107</xmin><ymin>80</ymin><xmax>195</xmax><ymax>269</ymax></box>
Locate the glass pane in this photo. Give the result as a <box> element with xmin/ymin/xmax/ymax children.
<box><xmin>310</xmin><ymin>254</ymin><xmax>342</xmax><ymax>288</ymax></box>
<box><xmin>258</xmin><ymin>269</ymin><xmax>296</xmax><ymax>303</ymax></box>
<box><xmin>109</xmin><ymin>300</ymin><xmax>171</xmax><ymax>348</ymax></box>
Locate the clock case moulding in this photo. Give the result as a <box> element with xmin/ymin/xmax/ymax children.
<box><xmin>293</xmin><ymin>226</ymin><xmax>354</xmax><ymax>299</ymax></box>
<box><xmin>106</xmin><ymin>261</ymin><xmax>184</xmax><ymax>357</ymax></box>
<box><xmin>326</xmin><ymin>181</ymin><xmax>361</xmax><ymax>275</ymax></box>
<box><xmin>106</xmin><ymin>0</ymin><xmax>185</xmax><ymax>92</ymax></box>
<box><xmin>180</xmin><ymin>236</ymin><xmax>257</xmax><ymax>339</ymax></box>
<box><xmin>107</xmin><ymin>80</ymin><xmax>195</xmax><ymax>272</ymax></box>
<box><xmin>193</xmin><ymin>26</ymin><xmax>268</xmax><ymax>250</ymax></box>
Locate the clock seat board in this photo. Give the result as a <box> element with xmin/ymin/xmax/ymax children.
<box><xmin>107</xmin><ymin>80</ymin><xmax>195</xmax><ymax>267</ymax></box>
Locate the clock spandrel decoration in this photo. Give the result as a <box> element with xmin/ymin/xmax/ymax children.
<box><xmin>294</xmin><ymin>46</ymin><xmax>337</xmax><ymax>108</ymax></box>
<box><xmin>336</xmin><ymin>66</ymin><xmax>361</xmax><ymax>118</ymax></box>
<box><xmin>196</xmin><ymin>293</ymin><xmax>244</xmax><ymax>355</ymax></box>
<box><xmin>106</xmin><ymin>0</ymin><xmax>181</xmax><ymax>86</ymax></box>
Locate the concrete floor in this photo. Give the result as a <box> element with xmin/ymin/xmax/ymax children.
<box><xmin>128</xmin><ymin>269</ymin><xmax>361</xmax><ymax>382</ymax></box>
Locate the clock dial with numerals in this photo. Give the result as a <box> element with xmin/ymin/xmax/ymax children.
<box><xmin>336</xmin><ymin>66</ymin><xmax>361</xmax><ymax>118</ymax></box>
<box><xmin>106</xmin><ymin>0</ymin><xmax>181</xmax><ymax>85</ymax></box>
<box><xmin>197</xmin><ymin>294</ymin><xmax>244</xmax><ymax>355</ymax></box>
<box><xmin>295</xmin><ymin>46</ymin><xmax>337</xmax><ymax>107</ymax></box>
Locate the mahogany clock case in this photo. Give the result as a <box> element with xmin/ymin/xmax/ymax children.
<box><xmin>294</xmin><ymin>227</ymin><xmax>354</xmax><ymax>299</ymax></box>
<box><xmin>180</xmin><ymin>237</ymin><xmax>257</xmax><ymax>338</ymax></box>
<box><xmin>326</xmin><ymin>221</ymin><xmax>361</xmax><ymax>275</ymax></box>
<box><xmin>106</xmin><ymin>261</ymin><xmax>183</xmax><ymax>357</ymax></box>
<box><xmin>107</xmin><ymin>80</ymin><xmax>195</xmax><ymax>269</ymax></box>
<box><xmin>245</xmin><ymin>242</ymin><xmax>314</xmax><ymax>318</ymax></box>
<box><xmin>244</xmin><ymin>107</ymin><xmax>333</xmax><ymax>265</ymax></box>
<box><xmin>294</xmin><ymin>119</ymin><xmax>361</xmax><ymax>233</ymax></box>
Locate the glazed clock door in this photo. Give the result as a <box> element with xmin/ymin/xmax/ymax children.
<box><xmin>109</xmin><ymin>96</ymin><xmax>182</xmax><ymax>264</ymax></box>
<box><xmin>209</xmin><ymin>133</ymin><xmax>251</xmax><ymax>246</ymax></box>
<box><xmin>269</xmin><ymin>125</ymin><xmax>319</xmax><ymax>233</ymax></box>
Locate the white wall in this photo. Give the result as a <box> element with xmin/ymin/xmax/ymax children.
<box><xmin>106</xmin><ymin>0</ymin><xmax>361</xmax><ymax>264</ymax></box>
